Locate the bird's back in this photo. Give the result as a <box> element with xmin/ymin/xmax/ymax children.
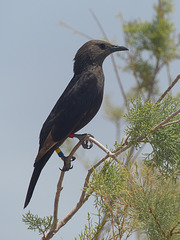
<box><xmin>40</xmin><ymin>64</ymin><xmax>105</xmax><ymax>145</ymax></box>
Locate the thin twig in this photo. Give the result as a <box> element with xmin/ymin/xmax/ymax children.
<box><xmin>151</xmin><ymin>108</ymin><xmax>180</xmax><ymax>132</ymax></box>
<box><xmin>149</xmin><ymin>207</ymin><xmax>166</xmax><ymax>238</ymax></box>
<box><xmin>59</xmin><ymin>21</ymin><xmax>92</xmax><ymax>40</ymax></box>
<box><xmin>65</xmin><ymin>141</ymin><xmax>82</xmax><ymax>168</ymax></box>
<box><xmin>156</xmin><ymin>74</ymin><xmax>180</xmax><ymax>104</ymax></box>
<box><xmin>170</xmin><ymin>221</ymin><xmax>180</xmax><ymax>236</ymax></box>
<box><xmin>166</xmin><ymin>63</ymin><xmax>173</xmax><ymax>92</ymax></box>
<box><xmin>161</xmin><ymin>119</ymin><xmax>180</xmax><ymax>127</ymax></box>
<box><xmin>125</xmin><ymin>146</ymin><xmax>135</xmax><ymax>166</ymax></box>
<box><xmin>43</xmin><ymin>171</ymin><xmax>65</xmax><ymax>240</ymax></box>
<box><xmin>87</xmin><ymin>136</ymin><xmax>114</xmax><ymax>157</ymax></box>
<box><xmin>111</xmin><ymin>55</ymin><xmax>128</xmax><ymax>107</ymax></box>
<box><xmin>130</xmin><ymin>143</ymin><xmax>146</xmax><ymax>164</ymax></box>
<box><xmin>53</xmin><ymin>171</ymin><xmax>65</xmax><ymax>223</ymax></box>
<box><xmin>90</xmin><ymin>9</ymin><xmax>128</xmax><ymax>107</ymax></box>
<box><xmin>121</xmin><ymin>133</ymin><xmax>130</xmax><ymax>146</ymax></box>
<box><xmin>147</xmin><ymin>59</ymin><xmax>160</xmax><ymax>100</ymax></box>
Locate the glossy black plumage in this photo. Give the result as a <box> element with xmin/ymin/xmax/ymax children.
<box><xmin>24</xmin><ymin>40</ymin><xmax>128</xmax><ymax>208</ymax></box>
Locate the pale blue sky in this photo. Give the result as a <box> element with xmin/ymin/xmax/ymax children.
<box><xmin>0</xmin><ymin>0</ymin><xmax>180</xmax><ymax>239</ymax></box>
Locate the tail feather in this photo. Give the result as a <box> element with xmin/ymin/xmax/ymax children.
<box><xmin>24</xmin><ymin>149</ymin><xmax>54</xmax><ymax>208</ymax></box>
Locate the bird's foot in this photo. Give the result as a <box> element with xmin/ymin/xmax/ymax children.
<box><xmin>73</xmin><ymin>133</ymin><xmax>94</xmax><ymax>149</ymax></box>
<box><xmin>60</xmin><ymin>155</ymin><xmax>76</xmax><ymax>171</ymax></box>
<box><xmin>56</xmin><ymin>148</ymin><xmax>75</xmax><ymax>171</ymax></box>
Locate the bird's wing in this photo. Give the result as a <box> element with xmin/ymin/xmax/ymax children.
<box><xmin>35</xmin><ymin>70</ymin><xmax>103</xmax><ymax>164</ymax></box>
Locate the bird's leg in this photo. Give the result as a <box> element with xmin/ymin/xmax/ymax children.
<box><xmin>56</xmin><ymin>148</ymin><xmax>75</xmax><ymax>171</ymax></box>
<box><xmin>69</xmin><ymin>133</ymin><xmax>94</xmax><ymax>149</ymax></box>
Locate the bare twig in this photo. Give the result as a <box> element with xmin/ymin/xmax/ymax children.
<box><xmin>125</xmin><ymin>146</ymin><xmax>135</xmax><ymax>166</ymax></box>
<box><xmin>43</xmin><ymin>171</ymin><xmax>65</xmax><ymax>240</ymax></box>
<box><xmin>59</xmin><ymin>21</ymin><xmax>92</xmax><ymax>40</ymax></box>
<box><xmin>156</xmin><ymin>74</ymin><xmax>180</xmax><ymax>104</ymax></box>
<box><xmin>130</xmin><ymin>143</ymin><xmax>146</xmax><ymax>164</ymax></box>
<box><xmin>89</xmin><ymin>9</ymin><xmax>107</xmax><ymax>39</ymax></box>
<box><xmin>111</xmin><ymin>55</ymin><xmax>128</xmax><ymax>107</ymax></box>
<box><xmin>87</xmin><ymin>136</ymin><xmax>114</xmax><ymax>157</ymax></box>
<box><xmin>121</xmin><ymin>133</ymin><xmax>130</xmax><ymax>146</ymax></box>
<box><xmin>90</xmin><ymin>9</ymin><xmax>128</xmax><ymax>107</ymax></box>
<box><xmin>147</xmin><ymin>59</ymin><xmax>160</xmax><ymax>100</ymax></box>
<box><xmin>53</xmin><ymin>171</ymin><xmax>65</xmax><ymax>224</ymax></box>
<box><xmin>65</xmin><ymin>141</ymin><xmax>82</xmax><ymax>168</ymax></box>
<box><xmin>166</xmin><ymin>63</ymin><xmax>173</xmax><ymax>91</ymax></box>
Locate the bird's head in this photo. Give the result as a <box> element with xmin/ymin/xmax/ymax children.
<box><xmin>73</xmin><ymin>40</ymin><xmax>128</xmax><ymax>74</ymax></box>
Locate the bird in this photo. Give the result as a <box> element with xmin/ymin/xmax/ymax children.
<box><xmin>24</xmin><ymin>40</ymin><xmax>128</xmax><ymax>208</ymax></box>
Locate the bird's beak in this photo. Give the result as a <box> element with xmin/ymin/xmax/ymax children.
<box><xmin>111</xmin><ymin>45</ymin><xmax>128</xmax><ymax>52</ymax></box>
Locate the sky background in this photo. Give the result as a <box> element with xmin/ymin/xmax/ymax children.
<box><xmin>1</xmin><ymin>0</ymin><xmax>180</xmax><ymax>239</ymax></box>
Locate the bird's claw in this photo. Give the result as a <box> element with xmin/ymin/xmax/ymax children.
<box><xmin>71</xmin><ymin>156</ymin><xmax>76</xmax><ymax>161</ymax></box>
<box><xmin>81</xmin><ymin>139</ymin><xmax>93</xmax><ymax>149</ymax></box>
<box><xmin>60</xmin><ymin>164</ymin><xmax>73</xmax><ymax>172</ymax></box>
<box><xmin>74</xmin><ymin>133</ymin><xmax>94</xmax><ymax>149</ymax></box>
<box><xmin>60</xmin><ymin>155</ymin><xmax>76</xmax><ymax>171</ymax></box>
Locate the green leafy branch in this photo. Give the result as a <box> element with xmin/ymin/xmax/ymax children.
<box><xmin>22</xmin><ymin>211</ymin><xmax>53</xmax><ymax>238</ymax></box>
<box><xmin>80</xmin><ymin>161</ymin><xmax>180</xmax><ymax>239</ymax></box>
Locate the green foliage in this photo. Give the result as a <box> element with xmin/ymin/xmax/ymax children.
<box><xmin>77</xmin><ymin>212</ymin><xmax>106</xmax><ymax>240</ymax></box>
<box><xmin>119</xmin><ymin>0</ymin><xmax>180</xmax><ymax>95</ymax></box>
<box><xmin>22</xmin><ymin>211</ymin><xmax>53</xmax><ymax>237</ymax></box>
<box><xmin>79</xmin><ymin>162</ymin><xmax>180</xmax><ymax>239</ymax></box>
<box><xmin>125</xmin><ymin>95</ymin><xmax>180</xmax><ymax>176</ymax></box>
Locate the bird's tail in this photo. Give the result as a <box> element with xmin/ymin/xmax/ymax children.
<box><xmin>24</xmin><ymin>149</ymin><xmax>54</xmax><ymax>208</ymax></box>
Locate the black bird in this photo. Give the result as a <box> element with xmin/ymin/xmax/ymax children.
<box><xmin>24</xmin><ymin>40</ymin><xmax>128</xmax><ymax>208</ymax></box>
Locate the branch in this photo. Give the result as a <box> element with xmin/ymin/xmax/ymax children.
<box><xmin>41</xmin><ymin>106</ymin><xmax>180</xmax><ymax>239</ymax></box>
<box><xmin>111</xmin><ymin>55</ymin><xmax>128</xmax><ymax>107</ymax></box>
<box><xmin>42</xmin><ymin>162</ymin><xmax>94</xmax><ymax>240</ymax></box>
<box><xmin>161</xmin><ymin>119</ymin><xmax>180</xmax><ymax>128</ymax></box>
<box><xmin>151</xmin><ymin>108</ymin><xmax>180</xmax><ymax>132</ymax></box>
<box><xmin>147</xmin><ymin>59</ymin><xmax>160</xmax><ymax>100</ymax></box>
<box><xmin>42</xmin><ymin>141</ymin><xmax>83</xmax><ymax>240</ymax></box>
<box><xmin>41</xmin><ymin>137</ymin><xmax>127</xmax><ymax>239</ymax></box>
<box><xmin>166</xmin><ymin>63</ymin><xmax>173</xmax><ymax>90</ymax></box>
<box><xmin>170</xmin><ymin>221</ymin><xmax>180</xmax><ymax>236</ymax></box>
<box><xmin>90</xmin><ymin>9</ymin><xmax>128</xmax><ymax>107</ymax></box>
<box><xmin>59</xmin><ymin>21</ymin><xmax>92</xmax><ymax>40</ymax></box>
<box><xmin>156</xmin><ymin>74</ymin><xmax>180</xmax><ymax>104</ymax></box>
<box><xmin>53</xmin><ymin>171</ymin><xmax>65</xmax><ymax>224</ymax></box>
<box><xmin>114</xmin><ymin>107</ymin><xmax>180</xmax><ymax>158</ymax></box>
<box><xmin>86</xmin><ymin>136</ymin><xmax>114</xmax><ymax>157</ymax></box>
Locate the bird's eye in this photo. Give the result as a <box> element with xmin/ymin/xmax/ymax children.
<box><xmin>99</xmin><ymin>43</ymin><xmax>106</xmax><ymax>50</ymax></box>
